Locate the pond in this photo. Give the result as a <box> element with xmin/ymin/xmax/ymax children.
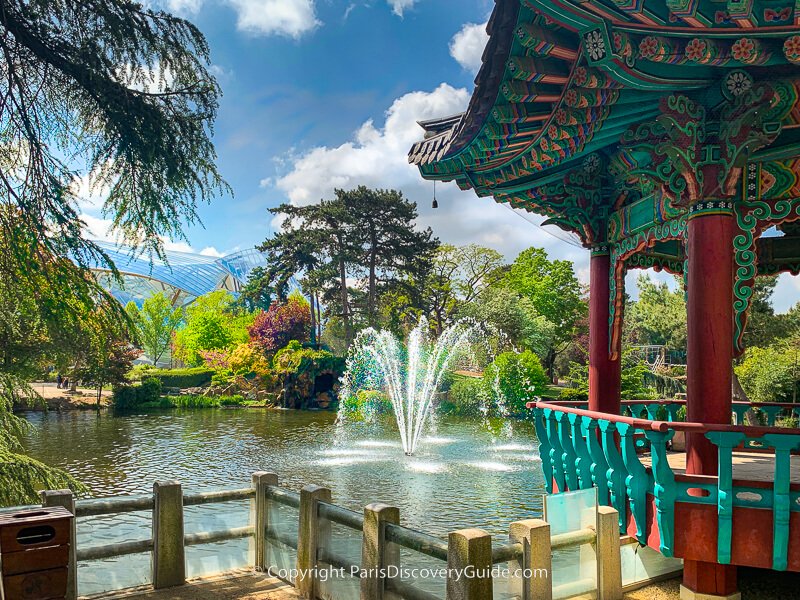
<box><xmin>21</xmin><ymin>408</ymin><xmax>546</xmax><ymax>595</ymax></box>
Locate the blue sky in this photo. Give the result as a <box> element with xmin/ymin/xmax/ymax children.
<box><xmin>79</xmin><ymin>0</ymin><xmax>800</xmax><ymax>311</ymax></box>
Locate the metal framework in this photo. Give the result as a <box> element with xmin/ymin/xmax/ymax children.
<box><xmin>85</xmin><ymin>242</ymin><xmax>268</xmax><ymax>307</ymax></box>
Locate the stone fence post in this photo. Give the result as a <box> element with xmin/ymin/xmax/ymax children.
<box><xmin>361</xmin><ymin>503</ymin><xmax>400</xmax><ymax>600</ymax></box>
<box><xmin>509</xmin><ymin>518</ymin><xmax>552</xmax><ymax>600</ymax></box>
<box><xmin>152</xmin><ymin>481</ymin><xmax>185</xmax><ymax>589</ymax></box>
<box><xmin>251</xmin><ymin>471</ymin><xmax>278</xmax><ymax>571</ymax></box>
<box><xmin>296</xmin><ymin>484</ymin><xmax>331</xmax><ymax>599</ymax></box>
<box><xmin>446</xmin><ymin>528</ymin><xmax>492</xmax><ymax>600</ymax></box>
<box><xmin>596</xmin><ymin>506</ymin><xmax>622</xmax><ymax>600</ymax></box>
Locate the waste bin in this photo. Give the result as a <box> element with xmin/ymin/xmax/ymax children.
<box><xmin>0</xmin><ymin>506</ymin><xmax>73</xmax><ymax>600</ymax></box>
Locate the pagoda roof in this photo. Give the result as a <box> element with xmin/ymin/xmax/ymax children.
<box><xmin>408</xmin><ymin>0</ymin><xmax>800</xmax><ymax>226</ymax></box>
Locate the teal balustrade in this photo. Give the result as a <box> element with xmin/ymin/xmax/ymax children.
<box><xmin>557</xmin><ymin>410</ymin><xmax>579</xmax><ymax>491</ymax></box>
<box><xmin>582</xmin><ymin>417</ymin><xmax>610</xmax><ymax>505</ymax></box>
<box><xmin>599</xmin><ymin>420</ymin><xmax>629</xmax><ymax>532</ymax></box>
<box><xmin>705</xmin><ymin>431</ymin><xmax>747</xmax><ymax>565</ymax></box>
<box><xmin>544</xmin><ymin>409</ymin><xmax>566</xmax><ymax>493</ymax></box>
<box><xmin>568</xmin><ymin>413</ymin><xmax>593</xmax><ymax>489</ymax></box>
<box><xmin>762</xmin><ymin>433</ymin><xmax>800</xmax><ymax>570</ymax></box>
<box><xmin>532</xmin><ymin>409</ymin><xmax>553</xmax><ymax>494</ymax></box>
<box><xmin>531</xmin><ymin>400</ymin><xmax>800</xmax><ymax>571</ymax></box>
<box><xmin>643</xmin><ymin>430</ymin><xmax>676</xmax><ymax>556</ymax></box>
<box><xmin>731</xmin><ymin>404</ymin><xmax>750</xmax><ymax>426</ymax></box>
<box><xmin>617</xmin><ymin>423</ymin><xmax>648</xmax><ymax>543</ymax></box>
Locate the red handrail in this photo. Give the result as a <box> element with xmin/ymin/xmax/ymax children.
<box><xmin>529</xmin><ymin>400</ymin><xmax>800</xmax><ymax>437</ymax></box>
<box><xmin>536</xmin><ymin>398</ymin><xmax>800</xmax><ymax>410</ymax></box>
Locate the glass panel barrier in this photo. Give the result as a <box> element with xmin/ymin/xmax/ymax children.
<box><xmin>76</xmin><ymin>509</ymin><xmax>152</xmax><ymax>596</ymax></box>
<box><xmin>317</xmin><ymin>521</ymin><xmax>362</xmax><ymax>600</ymax></box>
<box><xmin>620</xmin><ymin>541</ymin><xmax>682</xmax><ymax>588</ymax></box>
<box><xmin>546</xmin><ymin>488</ymin><xmax>598</xmax><ymax>599</ymax></box>
<box><xmin>492</xmin><ymin>557</ymin><xmax>523</xmax><ymax>600</ymax></box>
<box><xmin>551</xmin><ymin>543</ymin><xmax>597</xmax><ymax>599</ymax></box>
<box><xmin>390</xmin><ymin>544</ymin><xmax>447</xmax><ymax>599</ymax></box>
<box><xmin>185</xmin><ymin>499</ymin><xmax>252</xmax><ymax>579</ymax></box>
<box><xmin>265</xmin><ymin>499</ymin><xmax>300</xmax><ymax>584</ymax></box>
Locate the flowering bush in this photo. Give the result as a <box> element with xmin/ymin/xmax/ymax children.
<box><xmin>249</xmin><ymin>293</ymin><xmax>311</xmax><ymax>352</ymax></box>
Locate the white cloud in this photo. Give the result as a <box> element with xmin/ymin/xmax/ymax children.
<box><xmin>159</xmin><ymin>0</ymin><xmax>319</xmax><ymax>38</ymax></box>
<box><xmin>275</xmin><ymin>83</ymin><xmax>469</xmax><ymax>205</ymax></box>
<box><xmin>387</xmin><ymin>0</ymin><xmax>417</xmax><ymax>17</ymax></box>
<box><xmin>773</xmin><ymin>273</ymin><xmax>800</xmax><ymax>313</ymax></box>
<box><xmin>227</xmin><ymin>0</ymin><xmax>320</xmax><ymax>37</ymax></box>
<box><xmin>165</xmin><ymin>0</ymin><xmax>204</xmax><ymax>14</ymax></box>
<box><xmin>449</xmin><ymin>22</ymin><xmax>489</xmax><ymax>72</ymax></box>
<box><xmin>270</xmin><ymin>83</ymin><xmax>583</xmax><ymax>266</ymax></box>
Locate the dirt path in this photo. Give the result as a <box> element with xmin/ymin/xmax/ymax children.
<box><xmin>19</xmin><ymin>382</ymin><xmax>112</xmax><ymax>411</ymax></box>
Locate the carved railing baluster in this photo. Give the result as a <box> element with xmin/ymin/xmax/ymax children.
<box><xmin>762</xmin><ymin>433</ymin><xmax>800</xmax><ymax>571</ymax></box>
<box><xmin>705</xmin><ymin>431</ymin><xmax>746</xmax><ymax>565</ymax></box>
<box><xmin>643</xmin><ymin>429</ymin><xmax>676</xmax><ymax>557</ymax></box>
<box><xmin>582</xmin><ymin>416</ymin><xmax>610</xmax><ymax>505</ymax></box>
<box><xmin>617</xmin><ymin>423</ymin><xmax>648</xmax><ymax>543</ymax></box>
<box><xmin>598</xmin><ymin>420</ymin><xmax>628</xmax><ymax>532</ymax></box>
<box><xmin>544</xmin><ymin>408</ymin><xmax>566</xmax><ymax>493</ymax></box>
<box><xmin>568</xmin><ymin>413</ymin><xmax>593</xmax><ymax>489</ymax></box>
<box><xmin>532</xmin><ymin>408</ymin><xmax>554</xmax><ymax>494</ymax></box>
<box><xmin>557</xmin><ymin>410</ymin><xmax>579</xmax><ymax>491</ymax></box>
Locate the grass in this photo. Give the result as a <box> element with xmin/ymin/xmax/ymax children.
<box><xmin>138</xmin><ymin>394</ymin><xmax>247</xmax><ymax>409</ymax></box>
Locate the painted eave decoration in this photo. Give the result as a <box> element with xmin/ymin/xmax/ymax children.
<box><xmin>408</xmin><ymin>0</ymin><xmax>800</xmax><ymax>243</ymax></box>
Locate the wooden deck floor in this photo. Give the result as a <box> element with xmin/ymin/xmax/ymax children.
<box><xmin>86</xmin><ymin>571</ymin><xmax>299</xmax><ymax>600</ymax></box>
<box><xmin>86</xmin><ymin>566</ymin><xmax>800</xmax><ymax>600</ymax></box>
<box><xmin>639</xmin><ymin>451</ymin><xmax>800</xmax><ymax>483</ymax></box>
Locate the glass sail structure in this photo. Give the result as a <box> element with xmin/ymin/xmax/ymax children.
<box><xmin>86</xmin><ymin>241</ymin><xmax>269</xmax><ymax>307</ymax></box>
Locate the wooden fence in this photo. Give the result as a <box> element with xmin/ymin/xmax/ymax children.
<box><xmin>32</xmin><ymin>472</ymin><xmax>623</xmax><ymax>600</ymax></box>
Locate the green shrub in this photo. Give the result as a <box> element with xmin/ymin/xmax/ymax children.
<box><xmin>147</xmin><ymin>367</ymin><xmax>215</xmax><ymax>389</ymax></box>
<box><xmin>484</xmin><ymin>350</ymin><xmax>549</xmax><ymax>415</ymax></box>
<box><xmin>340</xmin><ymin>390</ymin><xmax>392</xmax><ymax>420</ymax></box>
<box><xmin>735</xmin><ymin>346</ymin><xmax>798</xmax><ymax>404</ymax></box>
<box><xmin>140</xmin><ymin>377</ymin><xmax>162</xmax><ymax>403</ymax></box>
<box><xmin>558</xmin><ymin>387</ymin><xmax>588</xmax><ymax>402</ymax></box>
<box><xmin>112</xmin><ymin>385</ymin><xmax>139</xmax><ymax>409</ymax></box>
<box><xmin>440</xmin><ymin>376</ymin><xmax>487</xmax><ymax>416</ymax></box>
<box><xmin>127</xmin><ymin>363</ymin><xmax>157</xmax><ymax>382</ymax></box>
<box><xmin>112</xmin><ymin>377</ymin><xmax>162</xmax><ymax>409</ymax></box>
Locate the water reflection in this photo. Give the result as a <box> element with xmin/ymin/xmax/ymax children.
<box><xmin>22</xmin><ymin>409</ymin><xmax>546</xmax><ymax>595</ymax></box>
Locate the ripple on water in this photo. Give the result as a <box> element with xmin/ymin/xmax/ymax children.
<box><xmin>405</xmin><ymin>461</ymin><xmax>448</xmax><ymax>474</ymax></box>
<box><xmin>419</xmin><ymin>436</ymin><xmax>458</xmax><ymax>445</ymax></box>
<box><xmin>495</xmin><ymin>453</ymin><xmax>541</xmax><ymax>463</ymax></box>
<box><xmin>489</xmin><ymin>443</ymin><xmax>531</xmax><ymax>452</ymax></box>
<box><xmin>353</xmin><ymin>440</ymin><xmax>401</xmax><ymax>448</ymax></box>
<box><xmin>315</xmin><ymin>456</ymin><xmax>389</xmax><ymax>467</ymax></box>
<box><xmin>318</xmin><ymin>448</ymin><xmax>382</xmax><ymax>457</ymax></box>
<box><xmin>465</xmin><ymin>461</ymin><xmax>517</xmax><ymax>472</ymax></box>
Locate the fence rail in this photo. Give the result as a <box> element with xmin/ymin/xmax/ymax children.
<box><xmin>19</xmin><ymin>471</ymin><xmax>626</xmax><ymax>600</ymax></box>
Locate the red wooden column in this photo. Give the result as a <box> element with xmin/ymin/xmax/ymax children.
<box><xmin>683</xmin><ymin>201</ymin><xmax>738</xmax><ymax>599</ymax></box>
<box><xmin>588</xmin><ymin>247</ymin><xmax>621</xmax><ymax>414</ymax></box>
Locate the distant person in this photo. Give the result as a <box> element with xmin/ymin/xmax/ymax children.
<box><xmin>63</xmin><ymin>377</ymin><xmax>69</xmax><ymax>390</ymax></box>
<box><xmin>56</xmin><ymin>374</ymin><xmax>62</xmax><ymax>389</ymax></box>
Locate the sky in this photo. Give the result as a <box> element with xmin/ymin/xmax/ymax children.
<box><xmin>79</xmin><ymin>0</ymin><xmax>800</xmax><ymax>311</ymax></box>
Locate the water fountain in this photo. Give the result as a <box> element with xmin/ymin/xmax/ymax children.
<box><xmin>339</xmin><ymin>318</ymin><xmax>493</xmax><ymax>456</ymax></box>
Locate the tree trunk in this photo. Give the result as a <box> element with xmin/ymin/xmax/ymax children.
<box><xmin>315</xmin><ymin>292</ymin><xmax>322</xmax><ymax>343</ymax></box>
<box><xmin>731</xmin><ymin>369</ymin><xmax>748</xmax><ymax>402</ymax></box>
<box><xmin>338</xmin><ymin>256</ymin><xmax>351</xmax><ymax>349</ymax></box>
<box><xmin>546</xmin><ymin>349</ymin><xmax>557</xmax><ymax>384</ymax></box>
<box><xmin>309</xmin><ymin>293</ymin><xmax>317</xmax><ymax>348</ymax></box>
<box><xmin>368</xmin><ymin>232</ymin><xmax>377</xmax><ymax>326</ymax></box>
<box><xmin>97</xmin><ymin>384</ymin><xmax>103</xmax><ymax>408</ymax></box>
